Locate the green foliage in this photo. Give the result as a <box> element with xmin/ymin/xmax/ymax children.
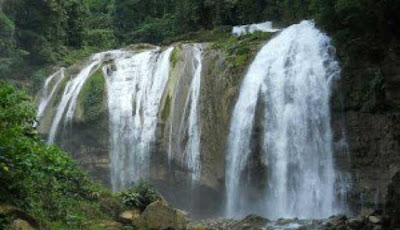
<box><xmin>62</xmin><ymin>47</ymin><xmax>99</xmax><ymax>66</ymax></box>
<box><xmin>119</xmin><ymin>181</ymin><xmax>160</xmax><ymax>211</ymax></box>
<box><xmin>84</xmin><ymin>29</ymin><xmax>117</xmax><ymax>49</ymax></box>
<box><xmin>79</xmin><ymin>69</ymin><xmax>106</xmax><ymax>123</ymax></box>
<box><xmin>0</xmin><ymin>82</ymin><xmax>117</xmax><ymax>229</ymax></box>
<box><xmin>213</xmin><ymin>32</ymin><xmax>273</xmax><ymax>68</ymax></box>
<box><xmin>161</xmin><ymin>95</ymin><xmax>172</xmax><ymax>121</ymax></box>
<box><xmin>0</xmin><ymin>11</ymin><xmax>29</xmax><ymax>78</ymax></box>
<box><xmin>312</xmin><ymin>0</ymin><xmax>400</xmax><ymax>61</ymax></box>
<box><xmin>130</xmin><ymin>14</ymin><xmax>178</xmax><ymax>45</ymax></box>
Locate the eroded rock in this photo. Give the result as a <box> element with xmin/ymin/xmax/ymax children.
<box><xmin>138</xmin><ymin>200</ymin><xmax>187</xmax><ymax>230</ymax></box>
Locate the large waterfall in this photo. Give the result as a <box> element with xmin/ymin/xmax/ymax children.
<box><xmin>37</xmin><ymin>22</ymin><xmax>349</xmax><ymax>218</ymax></box>
<box><xmin>225</xmin><ymin>21</ymin><xmax>344</xmax><ymax>219</ymax></box>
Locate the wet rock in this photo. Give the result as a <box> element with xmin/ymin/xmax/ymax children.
<box><xmin>231</xmin><ymin>214</ymin><xmax>270</xmax><ymax>230</ymax></box>
<box><xmin>276</xmin><ymin>218</ymin><xmax>295</xmax><ymax>226</ymax></box>
<box><xmin>138</xmin><ymin>200</ymin><xmax>187</xmax><ymax>230</ymax></box>
<box><xmin>368</xmin><ymin>216</ymin><xmax>382</xmax><ymax>224</ymax></box>
<box><xmin>347</xmin><ymin>217</ymin><xmax>363</xmax><ymax>229</ymax></box>
<box><xmin>118</xmin><ymin>210</ymin><xmax>141</xmax><ymax>224</ymax></box>
<box><xmin>10</xmin><ymin>219</ymin><xmax>35</xmax><ymax>230</ymax></box>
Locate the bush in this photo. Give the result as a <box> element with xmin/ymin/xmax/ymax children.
<box><xmin>119</xmin><ymin>181</ymin><xmax>160</xmax><ymax>211</ymax></box>
<box><xmin>0</xmin><ymin>82</ymin><xmax>116</xmax><ymax>229</ymax></box>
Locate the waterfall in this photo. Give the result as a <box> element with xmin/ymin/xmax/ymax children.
<box><xmin>105</xmin><ymin>47</ymin><xmax>174</xmax><ymax>190</ymax></box>
<box><xmin>37</xmin><ymin>68</ymin><xmax>65</xmax><ymax>120</ymax></box>
<box><xmin>166</xmin><ymin>44</ymin><xmax>203</xmax><ymax>183</ymax></box>
<box><xmin>225</xmin><ymin>21</ymin><xmax>344</xmax><ymax>219</ymax></box>
<box><xmin>47</xmin><ymin>54</ymin><xmax>104</xmax><ymax>144</ymax></box>
<box><xmin>181</xmin><ymin>44</ymin><xmax>203</xmax><ymax>183</ymax></box>
<box><xmin>232</xmin><ymin>21</ymin><xmax>280</xmax><ymax>36</ymax></box>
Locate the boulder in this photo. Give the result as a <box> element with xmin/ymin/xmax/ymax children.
<box><xmin>369</xmin><ymin>216</ymin><xmax>382</xmax><ymax>224</ymax></box>
<box><xmin>347</xmin><ymin>217</ymin><xmax>364</xmax><ymax>229</ymax></box>
<box><xmin>138</xmin><ymin>201</ymin><xmax>187</xmax><ymax>230</ymax></box>
<box><xmin>10</xmin><ymin>219</ymin><xmax>35</xmax><ymax>230</ymax></box>
<box><xmin>0</xmin><ymin>205</ymin><xmax>37</xmax><ymax>227</ymax></box>
<box><xmin>231</xmin><ymin>214</ymin><xmax>270</xmax><ymax>230</ymax></box>
<box><xmin>276</xmin><ymin>218</ymin><xmax>295</xmax><ymax>226</ymax></box>
<box><xmin>325</xmin><ymin>215</ymin><xmax>347</xmax><ymax>230</ymax></box>
<box><xmin>118</xmin><ymin>210</ymin><xmax>141</xmax><ymax>224</ymax></box>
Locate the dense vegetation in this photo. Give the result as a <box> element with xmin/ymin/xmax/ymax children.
<box><xmin>0</xmin><ymin>81</ymin><xmax>111</xmax><ymax>229</ymax></box>
<box><xmin>1</xmin><ymin>0</ymin><xmax>399</xmax><ymax>86</ymax></box>
<box><xmin>0</xmin><ymin>81</ymin><xmax>162</xmax><ymax>229</ymax></box>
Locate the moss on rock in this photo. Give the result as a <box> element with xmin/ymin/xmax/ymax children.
<box><xmin>170</xmin><ymin>46</ymin><xmax>183</xmax><ymax>68</ymax></box>
<box><xmin>77</xmin><ymin>69</ymin><xmax>106</xmax><ymax>123</ymax></box>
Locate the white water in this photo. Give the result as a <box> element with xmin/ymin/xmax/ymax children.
<box><xmin>37</xmin><ymin>68</ymin><xmax>65</xmax><ymax>120</ymax></box>
<box><xmin>232</xmin><ymin>21</ymin><xmax>280</xmax><ymax>36</ymax></box>
<box><xmin>105</xmin><ymin>48</ymin><xmax>174</xmax><ymax>190</ymax></box>
<box><xmin>47</xmin><ymin>54</ymin><xmax>104</xmax><ymax>144</ymax></box>
<box><xmin>181</xmin><ymin>45</ymin><xmax>203</xmax><ymax>183</ymax></box>
<box><xmin>226</xmin><ymin>21</ymin><xmax>343</xmax><ymax>219</ymax></box>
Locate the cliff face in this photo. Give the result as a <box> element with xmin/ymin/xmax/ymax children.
<box><xmin>341</xmin><ymin>50</ymin><xmax>400</xmax><ymax>217</ymax></box>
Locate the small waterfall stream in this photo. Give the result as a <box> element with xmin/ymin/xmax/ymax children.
<box><xmin>166</xmin><ymin>44</ymin><xmax>204</xmax><ymax>184</ymax></box>
<box><xmin>37</xmin><ymin>68</ymin><xmax>65</xmax><ymax>120</ymax></box>
<box><xmin>48</xmin><ymin>54</ymin><xmax>104</xmax><ymax>144</ymax></box>
<box><xmin>180</xmin><ymin>44</ymin><xmax>203</xmax><ymax>183</ymax></box>
<box><xmin>225</xmin><ymin>21</ymin><xmax>345</xmax><ymax>219</ymax></box>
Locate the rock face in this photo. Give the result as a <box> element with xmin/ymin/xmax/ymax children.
<box><xmin>386</xmin><ymin>171</ymin><xmax>400</xmax><ymax>227</ymax></box>
<box><xmin>340</xmin><ymin>50</ymin><xmax>400</xmax><ymax>219</ymax></box>
<box><xmin>138</xmin><ymin>201</ymin><xmax>188</xmax><ymax>230</ymax></box>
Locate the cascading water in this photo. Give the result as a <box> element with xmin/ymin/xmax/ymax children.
<box><xmin>232</xmin><ymin>21</ymin><xmax>280</xmax><ymax>36</ymax></box>
<box><xmin>167</xmin><ymin>44</ymin><xmax>203</xmax><ymax>183</ymax></box>
<box><xmin>225</xmin><ymin>21</ymin><xmax>345</xmax><ymax>219</ymax></box>
<box><xmin>182</xmin><ymin>45</ymin><xmax>203</xmax><ymax>183</ymax></box>
<box><xmin>105</xmin><ymin>47</ymin><xmax>174</xmax><ymax>190</ymax></box>
<box><xmin>37</xmin><ymin>68</ymin><xmax>65</xmax><ymax>120</ymax></box>
<box><xmin>48</xmin><ymin>54</ymin><xmax>104</xmax><ymax>144</ymax></box>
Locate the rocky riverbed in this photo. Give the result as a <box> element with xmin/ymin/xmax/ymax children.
<box><xmin>188</xmin><ymin>211</ymin><xmax>392</xmax><ymax>230</ymax></box>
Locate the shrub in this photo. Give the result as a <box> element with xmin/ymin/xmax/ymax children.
<box><xmin>119</xmin><ymin>181</ymin><xmax>160</xmax><ymax>211</ymax></box>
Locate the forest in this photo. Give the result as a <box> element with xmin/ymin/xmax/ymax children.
<box><xmin>1</xmin><ymin>0</ymin><xmax>399</xmax><ymax>82</ymax></box>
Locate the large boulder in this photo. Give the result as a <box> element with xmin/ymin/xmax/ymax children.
<box><xmin>118</xmin><ymin>210</ymin><xmax>141</xmax><ymax>224</ymax></box>
<box><xmin>138</xmin><ymin>200</ymin><xmax>187</xmax><ymax>230</ymax></box>
<box><xmin>10</xmin><ymin>219</ymin><xmax>35</xmax><ymax>230</ymax></box>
